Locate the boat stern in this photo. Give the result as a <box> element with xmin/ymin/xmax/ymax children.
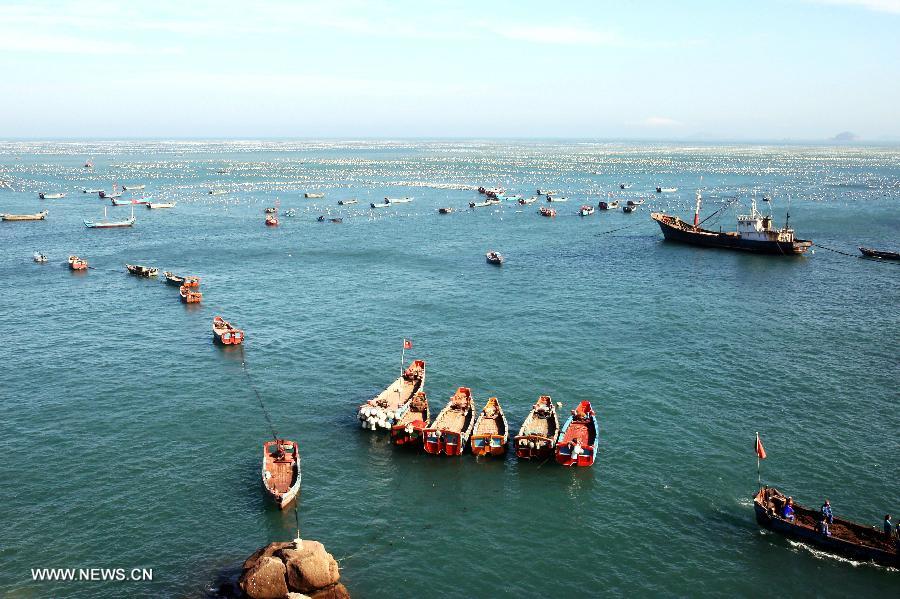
<box><xmin>514</xmin><ymin>434</ymin><xmax>555</xmax><ymax>460</ymax></box>
<box><xmin>471</xmin><ymin>434</ymin><xmax>507</xmax><ymax>456</ymax></box>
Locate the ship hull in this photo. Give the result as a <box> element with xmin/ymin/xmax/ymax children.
<box><xmin>652</xmin><ymin>213</ymin><xmax>811</xmax><ymax>255</ymax></box>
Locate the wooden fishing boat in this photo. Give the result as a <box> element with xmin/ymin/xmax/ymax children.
<box><xmin>83</xmin><ymin>188</ymin><xmax>104</xmax><ymax>194</ymax></box>
<box><xmin>859</xmin><ymin>247</ymin><xmax>900</xmax><ymax>260</ymax></box>
<box><xmin>262</xmin><ymin>439</ymin><xmax>301</xmax><ymax>509</ymax></box>
<box><xmin>390</xmin><ymin>391</ymin><xmax>431</xmax><ymax>447</ymax></box>
<box><xmin>480</xmin><ymin>186</ymin><xmax>505</xmax><ymax>196</ymax></box>
<box><xmin>469</xmin><ymin>199</ymin><xmax>500</xmax><ymax>208</ymax></box>
<box><xmin>357</xmin><ymin>360</ymin><xmax>426</xmax><ymax>431</ymax></box>
<box><xmin>2</xmin><ymin>210</ymin><xmax>48</xmax><ymax>221</ymax></box>
<box><xmin>546</xmin><ymin>196</ymin><xmax>568</xmax><ymax>203</ymax></box>
<box><xmin>99</xmin><ymin>182</ymin><xmax>122</xmax><ymax>199</ymax></box>
<box><xmin>68</xmin><ymin>255</ymin><xmax>88</xmax><ymax>271</ymax></box>
<box><xmin>123</xmin><ymin>184</ymin><xmax>145</xmax><ymax>191</ymax></box>
<box><xmin>539</xmin><ymin>206</ymin><xmax>556</xmax><ymax>217</ymax></box>
<box><xmin>386</xmin><ymin>197</ymin><xmax>413</xmax><ymax>203</ymax></box>
<box><xmin>598</xmin><ymin>200</ymin><xmax>619</xmax><ymax>210</ymax></box>
<box><xmin>33</xmin><ymin>252</ymin><xmax>48</xmax><ymax>263</ymax></box>
<box><xmin>438</xmin><ymin>207</ymin><xmax>454</xmax><ymax>214</ymax></box>
<box><xmin>264</xmin><ymin>207</ymin><xmax>277</xmax><ymax>214</ymax></box>
<box><xmin>470</xmin><ymin>396</ymin><xmax>509</xmax><ymax>457</ymax></box>
<box><xmin>38</xmin><ymin>192</ymin><xmax>65</xmax><ymax>199</ymax></box>
<box><xmin>580</xmin><ymin>205</ymin><xmax>595</xmax><ymax>216</ymax></box>
<box><xmin>125</xmin><ymin>263</ymin><xmax>158</xmax><ymax>277</ymax></box>
<box><xmin>753</xmin><ymin>487</ymin><xmax>899</xmax><ymax>567</ymax></box>
<box><xmin>423</xmin><ymin>387</ymin><xmax>476</xmax><ymax>456</ymax></box>
<box><xmin>212</xmin><ymin>316</ymin><xmax>244</xmax><ymax>345</ymax></box>
<box><xmin>305</xmin><ymin>192</ymin><xmax>325</xmax><ymax>198</ymax></box>
<box><xmin>146</xmin><ymin>202</ymin><xmax>176</xmax><ymax>209</ymax></box>
<box><xmin>536</xmin><ymin>189</ymin><xmax>558</xmax><ymax>196</ymax></box>
<box><xmin>338</xmin><ymin>199</ymin><xmax>358</xmax><ymax>205</ymax></box>
<box><xmin>163</xmin><ymin>272</ymin><xmax>200</xmax><ymax>287</ymax></box>
<box><xmin>555</xmin><ymin>400</ymin><xmax>599</xmax><ymax>467</ymax></box>
<box><xmin>514</xmin><ymin>395</ymin><xmax>560</xmax><ymax>460</ymax></box>
<box><xmin>371</xmin><ymin>201</ymin><xmax>391</xmax><ymax>209</ymax></box>
<box><xmin>623</xmin><ymin>204</ymin><xmax>636</xmax><ymax>213</ymax></box>
<box><xmin>84</xmin><ymin>206</ymin><xmax>135</xmax><ymax>228</ymax></box>
<box><xmin>485</xmin><ymin>250</ymin><xmax>504</xmax><ymax>265</ymax></box>
<box><xmin>518</xmin><ymin>197</ymin><xmax>538</xmax><ymax>205</ymax></box>
<box><xmin>179</xmin><ymin>284</ymin><xmax>202</xmax><ymax>304</ymax></box>
<box><xmin>265</xmin><ymin>213</ymin><xmax>279</xmax><ymax>226</ymax></box>
<box><xmin>111</xmin><ymin>197</ymin><xmax>149</xmax><ymax>206</ymax></box>
<box><xmin>656</xmin><ymin>186</ymin><xmax>677</xmax><ymax>193</ymax></box>
<box><xmin>627</xmin><ymin>199</ymin><xmax>645</xmax><ymax>207</ymax></box>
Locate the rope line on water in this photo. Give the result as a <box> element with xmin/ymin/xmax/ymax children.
<box><xmin>239</xmin><ymin>346</ymin><xmax>280</xmax><ymax>442</ymax></box>
<box><xmin>813</xmin><ymin>243</ymin><xmax>899</xmax><ymax>265</ymax></box>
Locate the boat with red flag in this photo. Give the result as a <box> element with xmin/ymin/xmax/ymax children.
<box><xmin>423</xmin><ymin>387</ymin><xmax>475</xmax><ymax>456</ymax></box>
<box><xmin>514</xmin><ymin>395</ymin><xmax>559</xmax><ymax>460</ymax></box>
<box><xmin>390</xmin><ymin>391</ymin><xmax>431</xmax><ymax>447</ymax></box>
<box><xmin>555</xmin><ymin>400</ymin><xmax>599</xmax><ymax>466</ymax></box>
<box><xmin>262</xmin><ymin>439</ymin><xmax>301</xmax><ymax>509</ymax></box>
<box><xmin>470</xmin><ymin>396</ymin><xmax>509</xmax><ymax>457</ymax></box>
<box><xmin>357</xmin><ymin>359</ymin><xmax>426</xmax><ymax>431</ymax></box>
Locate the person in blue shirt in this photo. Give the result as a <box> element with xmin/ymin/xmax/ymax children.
<box><xmin>821</xmin><ymin>499</ymin><xmax>834</xmax><ymax>524</ymax></box>
<box><xmin>782</xmin><ymin>497</ymin><xmax>796</xmax><ymax>522</ymax></box>
<box><xmin>884</xmin><ymin>515</ymin><xmax>893</xmax><ymax>537</ymax></box>
<box><xmin>818</xmin><ymin>516</ymin><xmax>831</xmax><ymax>537</ymax></box>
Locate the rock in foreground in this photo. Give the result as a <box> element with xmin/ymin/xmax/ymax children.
<box><xmin>238</xmin><ymin>539</ymin><xmax>348</xmax><ymax>599</ymax></box>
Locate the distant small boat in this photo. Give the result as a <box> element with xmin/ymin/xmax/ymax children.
<box><xmin>536</xmin><ymin>189</ymin><xmax>558</xmax><ymax>196</ymax></box>
<box><xmin>480</xmin><ymin>186</ymin><xmax>505</xmax><ymax>196</ymax></box>
<box><xmin>546</xmin><ymin>196</ymin><xmax>568</xmax><ymax>203</ymax></box>
<box><xmin>216</xmin><ymin>169</ymin><xmax>230</xmax><ymax>174</ymax></box>
<box><xmin>438</xmin><ymin>207</ymin><xmax>454</xmax><ymax>214</ymax></box>
<box><xmin>623</xmin><ymin>205</ymin><xmax>636</xmax><ymax>213</ymax></box>
<box><xmin>859</xmin><ymin>247</ymin><xmax>900</xmax><ymax>260</ymax></box>
<box><xmin>390</xmin><ymin>391</ymin><xmax>431</xmax><ymax>447</ymax></box>
<box><xmin>2</xmin><ymin>210</ymin><xmax>48</xmax><ymax>221</ymax></box>
<box><xmin>68</xmin><ymin>255</ymin><xmax>88</xmax><ymax>271</ymax></box>
<box><xmin>123</xmin><ymin>184</ymin><xmax>145</xmax><ymax>191</ymax></box>
<box><xmin>125</xmin><ymin>263</ymin><xmax>158</xmax><ymax>277</ymax></box>
<box><xmin>514</xmin><ymin>396</ymin><xmax>559</xmax><ymax>460</ymax></box>
<box><xmin>470</xmin><ymin>397</ymin><xmax>509</xmax><ymax>457</ymax></box>
<box><xmin>84</xmin><ymin>159</ymin><xmax>93</xmax><ymax>169</ymax></box>
<box><xmin>265</xmin><ymin>213</ymin><xmax>279</xmax><ymax>226</ymax></box>
<box><xmin>470</xmin><ymin>199</ymin><xmax>500</xmax><ymax>208</ymax></box>
<box><xmin>580</xmin><ymin>205</ymin><xmax>595</xmax><ymax>216</ymax></box>
<box><xmin>371</xmin><ymin>202</ymin><xmax>391</xmax><ymax>209</ymax></box>
<box><xmin>329</xmin><ymin>217</ymin><xmax>343</xmax><ymax>223</ymax></box>
<box><xmin>423</xmin><ymin>387</ymin><xmax>476</xmax><ymax>456</ymax></box>
<box><xmin>208</xmin><ymin>190</ymin><xmax>228</xmax><ymax>195</ymax></box>
<box><xmin>99</xmin><ymin>182</ymin><xmax>122</xmax><ymax>199</ymax></box>
<box><xmin>619</xmin><ymin>184</ymin><xmax>631</xmax><ymax>190</ymax></box>
<box><xmin>385</xmin><ymin>197</ymin><xmax>413</xmax><ymax>203</ymax></box>
<box><xmin>264</xmin><ymin>207</ymin><xmax>277</xmax><ymax>214</ymax></box>
<box><xmin>485</xmin><ymin>250</ymin><xmax>504</xmax><ymax>265</ymax></box>
<box><xmin>33</xmin><ymin>252</ymin><xmax>48</xmax><ymax>263</ymax></box>
<box><xmin>84</xmin><ymin>206</ymin><xmax>135</xmax><ymax>228</ymax></box>
<box><xmin>598</xmin><ymin>200</ymin><xmax>619</xmax><ymax>210</ymax></box>
<box><xmin>316</xmin><ymin>215</ymin><xmax>326</xmax><ymax>222</ymax></box>
<box><xmin>518</xmin><ymin>197</ymin><xmax>538</xmax><ymax>205</ymax></box>
<box><xmin>555</xmin><ymin>401</ymin><xmax>599</xmax><ymax>467</ymax></box>
<box><xmin>262</xmin><ymin>439</ymin><xmax>301</xmax><ymax>509</ymax></box>
<box><xmin>38</xmin><ymin>192</ymin><xmax>65</xmax><ymax>199</ymax></box>
<box><xmin>212</xmin><ymin>316</ymin><xmax>244</xmax><ymax>345</ymax></box>
<box><xmin>146</xmin><ymin>202</ymin><xmax>176</xmax><ymax>209</ymax></box>
<box><xmin>499</xmin><ymin>194</ymin><xmax>523</xmax><ymax>202</ymax></box>
<box><xmin>179</xmin><ymin>284</ymin><xmax>202</xmax><ymax>304</ymax></box>
<box><xmin>539</xmin><ymin>206</ymin><xmax>556</xmax><ymax>217</ymax></box>
<box><xmin>656</xmin><ymin>187</ymin><xmax>677</xmax><ymax>193</ymax></box>
<box><xmin>83</xmin><ymin>188</ymin><xmax>104</xmax><ymax>194</ymax></box>
<box><xmin>338</xmin><ymin>199</ymin><xmax>358</xmax><ymax>205</ymax></box>
<box><xmin>305</xmin><ymin>192</ymin><xmax>325</xmax><ymax>198</ymax></box>
<box><xmin>164</xmin><ymin>271</ymin><xmax>200</xmax><ymax>287</ymax></box>
<box><xmin>112</xmin><ymin>197</ymin><xmax>150</xmax><ymax>206</ymax></box>
<box><xmin>358</xmin><ymin>360</ymin><xmax>426</xmax><ymax>431</ymax></box>
<box><xmin>283</xmin><ymin>209</ymin><xmax>297</xmax><ymax>217</ymax></box>
<box><xmin>626</xmin><ymin>199</ymin><xmax>645</xmax><ymax>207</ymax></box>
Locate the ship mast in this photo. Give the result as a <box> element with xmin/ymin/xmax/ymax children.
<box><xmin>693</xmin><ymin>176</ymin><xmax>703</xmax><ymax>229</ymax></box>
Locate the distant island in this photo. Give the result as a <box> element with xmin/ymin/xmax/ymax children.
<box><xmin>829</xmin><ymin>131</ymin><xmax>860</xmax><ymax>142</ymax></box>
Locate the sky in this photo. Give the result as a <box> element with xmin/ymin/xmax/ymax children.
<box><xmin>0</xmin><ymin>0</ymin><xmax>899</xmax><ymax>139</ymax></box>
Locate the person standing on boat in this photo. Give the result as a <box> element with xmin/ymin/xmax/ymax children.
<box><xmin>818</xmin><ymin>516</ymin><xmax>831</xmax><ymax>537</ymax></box>
<box><xmin>884</xmin><ymin>515</ymin><xmax>893</xmax><ymax>537</ymax></box>
<box><xmin>821</xmin><ymin>500</ymin><xmax>834</xmax><ymax>524</ymax></box>
<box><xmin>782</xmin><ymin>497</ymin><xmax>796</xmax><ymax>522</ymax></box>
<box><xmin>569</xmin><ymin>439</ymin><xmax>583</xmax><ymax>465</ymax></box>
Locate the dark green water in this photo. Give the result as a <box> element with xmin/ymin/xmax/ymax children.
<box><xmin>0</xmin><ymin>141</ymin><xmax>897</xmax><ymax>598</ymax></box>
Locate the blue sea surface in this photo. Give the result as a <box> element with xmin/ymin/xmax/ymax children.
<box><xmin>0</xmin><ymin>140</ymin><xmax>897</xmax><ymax>598</ymax></box>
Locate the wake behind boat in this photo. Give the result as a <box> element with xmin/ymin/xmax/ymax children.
<box><xmin>357</xmin><ymin>360</ymin><xmax>426</xmax><ymax>431</ymax></box>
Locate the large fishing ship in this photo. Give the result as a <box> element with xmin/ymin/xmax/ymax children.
<box><xmin>651</xmin><ymin>191</ymin><xmax>812</xmax><ymax>255</ymax></box>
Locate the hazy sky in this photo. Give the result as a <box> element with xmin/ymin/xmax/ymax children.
<box><xmin>1</xmin><ymin>0</ymin><xmax>898</xmax><ymax>139</ymax></box>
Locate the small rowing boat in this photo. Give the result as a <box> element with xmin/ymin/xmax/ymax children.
<box><xmin>390</xmin><ymin>391</ymin><xmax>431</xmax><ymax>447</ymax></box>
<box><xmin>470</xmin><ymin>199</ymin><xmax>500</xmax><ymax>208</ymax></box>
<box><xmin>371</xmin><ymin>202</ymin><xmax>391</xmax><ymax>209</ymax></box>
<box><xmin>179</xmin><ymin>284</ymin><xmax>202</xmax><ymax>304</ymax></box>
<box><xmin>208</xmin><ymin>189</ymin><xmax>228</xmax><ymax>195</ymax></box>
<box><xmin>555</xmin><ymin>400</ymin><xmax>599</xmax><ymax>467</ymax></box>
<box><xmin>423</xmin><ymin>387</ymin><xmax>476</xmax><ymax>456</ymax></box>
<box><xmin>518</xmin><ymin>197</ymin><xmax>538</xmax><ymax>205</ymax></box>
<box><xmin>125</xmin><ymin>263</ymin><xmax>158</xmax><ymax>277</ymax></box>
<box><xmin>38</xmin><ymin>192</ymin><xmax>65</xmax><ymax>199</ymax></box>
<box><xmin>536</xmin><ymin>189</ymin><xmax>558</xmax><ymax>196</ymax></box>
<box><xmin>626</xmin><ymin>199</ymin><xmax>644</xmax><ymax>207</ymax></box>
<box><xmin>619</xmin><ymin>183</ymin><xmax>632</xmax><ymax>189</ymax></box>
<box><xmin>262</xmin><ymin>439</ymin><xmax>301</xmax><ymax>509</ymax></box>
<box><xmin>83</xmin><ymin>188</ymin><xmax>104</xmax><ymax>194</ymax></box>
<box><xmin>111</xmin><ymin>197</ymin><xmax>149</xmax><ymax>206</ymax></box>
<box><xmin>859</xmin><ymin>247</ymin><xmax>900</xmax><ymax>260</ymax></box>
<box><xmin>99</xmin><ymin>182</ymin><xmax>122</xmax><ymax>199</ymax></box>
<box><xmin>580</xmin><ymin>205</ymin><xmax>595</xmax><ymax>216</ymax></box>
<box><xmin>514</xmin><ymin>396</ymin><xmax>559</xmax><ymax>460</ymax></box>
<box><xmin>84</xmin><ymin>206</ymin><xmax>135</xmax><ymax>228</ymax></box>
<box><xmin>656</xmin><ymin>186</ymin><xmax>677</xmax><ymax>193</ymax></box>
<box><xmin>438</xmin><ymin>207</ymin><xmax>454</xmax><ymax>214</ymax></box>
<box><xmin>598</xmin><ymin>200</ymin><xmax>619</xmax><ymax>210</ymax></box>
<box><xmin>539</xmin><ymin>206</ymin><xmax>556</xmax><ymax>218</ymax></box>
<box><xmin>123</xmin><ymin>184</ymin><xmax>145</xmax><ymax>191</ymax></box>
<box><xmin>164</xmin><ymin>272</ymin><xmax>200</xmax><ymax>287</ymax></box>
<box><xmin>147</xmin><ymin>202</ymin><xmax>176</xmax><ymax>209</ymax></box>
<box><xmin>753</xmin><ymin>487</ymin><xmax>898</xmax><ymax>567</ymax></box>
<box><xmin>485</xmin><ymin>251</ymin><xmax>504</xmax><ymax>265</ymax></box>
<box><xmin>546</xmin><ymin>196</ymin><xmax>568</xmax><ymax>203</ymax></box>
<box><xmin>305</xmin><ymin>192</ymin><xmax>325</xmax><ymax>198</ymax></box>
<box><xmin>68</xmin><ymin>255</ymin><xmax>88</xmax><ymax>271</ymax></box>
<box><xmin>470</xmin><ymin>397</ymin><xmax>509</xmax><ymax>457</ymax></box>
<box><xmin>213</xmin><ymin>316</ymin><xmax>244</xmax><ymax>345</ymax></box>
<box><xmin>358</xmin><ymin>360</ymin><xmax>426</xmax><ymax>431</ymax></box>
<box><xmin>623</xmin><ymin>205</ymin><xmax>636</xmax><ymax>213</ymax></box>
<box><xmin>385</xmin><ymin>197</ymin><xmax>413</xmax><ymax>203</ymax></box>
<box><xmin>265</xmin><ymin>213</ymin><xmax>279</xmax><ymax>226</ymax></box>
<box><xmin>2</xmin><ymin>210</ymin><xmax>48</xmax><ymax>221</ymax></box>
<box><xmin>33</xmin><ymin>252</ymin><xmax>48</xmax><ymax>263</ymax></box>
<box><xmin>338</xmin><ymin>199</ymin><xmax>358</xmax><ymax>205</ymax></box>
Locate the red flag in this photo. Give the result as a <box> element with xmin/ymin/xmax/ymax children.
<box><xmin>403</xmin><ymin>339</ymin><xmax>412</xmax><ymax>350</ymax></box>
<box><xmin>755</xmin><ymin>434</ymin><xmax>767</xmax><ymax>460</ymax></box>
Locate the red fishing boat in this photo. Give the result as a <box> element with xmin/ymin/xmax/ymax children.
<box><xmin>470</xmin><ymin>396</ymin><xmax>509</xmax><ymax>457</ymax></box>
<box><xmin>390</xmin><ymin>392</ymin><xmax>431</xmax><ymax>447</ymax></box>
<box><xmin>514</xmin><ymin>395</ymin><xmax>560</xmax><ymax>460</ymax></box>
<box><xmin>262</xmin><ymin>439</ymin><xmax>301</xmax><ymax>509</ymax></box>
<box><xmin>358</xmin><ymin>360</ymin><xmax>426</xmax><ymax>431</ymax></box>
<box><xmin>539</xmin><ymin>206</ymin><xmax>556</xmax><ymax>218</ymax></box>
<box><xmin>68</xmin><ymin>255</ymin><xmax>88</xmax><ymax>271</ymax></box>
<box><xmin>423</xmin><ymin>387</ymin><xmax>475</xmax><ymax>456</ymax></box>
<box><xmin>555</xmin><ymin>401</ymin><xmax>599</xmax><ymax>467</ymax></box>
<box><xmin>212</xmin><ymin>316</ymin><xmax>244</xmax><ymax>345</ymax></box>
<box><xmin>179</xmin><ymin>284</ymin><xmax>202</xmax><ymax>304</ymax></box>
